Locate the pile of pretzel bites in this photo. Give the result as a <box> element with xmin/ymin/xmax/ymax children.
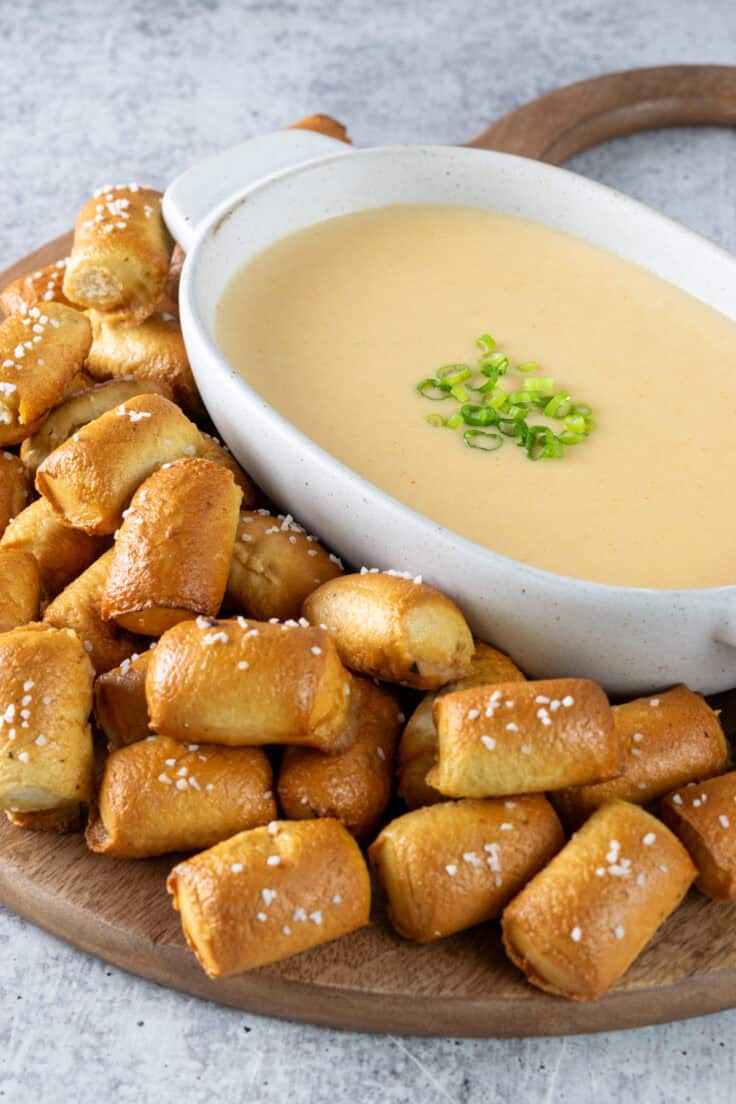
<box><xmin>0</xmin><ymin>178</ymin><xmax>734</xmax><ymax>1003</ymax></box>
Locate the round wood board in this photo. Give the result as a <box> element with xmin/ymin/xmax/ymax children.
<box><xmin>3</xmin><ymin>66</ymin><xmax>736</xmax><ymax>1037</ymax></box>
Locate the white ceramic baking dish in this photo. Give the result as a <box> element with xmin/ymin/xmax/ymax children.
<box><xmin>163</xmin><ymin>130</ymin><xmax>736</xmax><ymax>696</ymax></box>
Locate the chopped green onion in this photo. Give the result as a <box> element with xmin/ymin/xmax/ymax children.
<box><xmin>509</xmin><ymin>391</ymin><xmax>535</xmax><ymax>406</ymax></box>
<box><xmin>450</xmin><ymin>382</ymin><xmax>470</xmax><ymax>402</ymax></box>
<box><xmin>570</xmin><ymin>402</ymin><xmax>592</xmax><ymax>417</ymax></box>
<box><xmin>526</xmin><ymin>426</ymin><xmax>565</xmax><ymax>460</ymax></box>
<box><xmin>464</xmin><ymin>428</ymin><xmax>503</xmax><ymax>452</ymax></box>
<box><xmin>563</xmin><ymin>414</ymin><xmax>587</xmax><ymax>435</ymax></box>
<box><xmin>522</xmin><ymin>377</ymin><xmax>555</xmax><ymax>394</ymax></box>
<box><xmin>476</xmin><ymin>334</ymin><xmax>496</xmax><ymax>354</ymax></box>
<box><xmin>461</xmin><ymin>404</ymin><xmax>499</xmax><ymax>427</ymax></box>
<box><xmin>498</xmin><ymin>417</ymin><xmax>524</xmax><ymax>438</ymax></box>
<box><xmin>484</xmin><ymin>387</ymin><xmax>509</xmax><ymax>410</ymax></box>
<box><xmin>473</xmin><ymin>376</ymin><xmax>499</xmax><ymax>394</ymax></box>
<box><xmin>426</xmin><ymin>413</ymin><xmax>446</xmax><ymax>427</ymax></box>
<box><xmin>505</xmin><ymin>403</ymin><xmax>526</xmax><ymax>419</ymax></box>
<box><xmin>416</xmin><ymin>378</ymin><xmax>450</xmax><ymax>400</ymax></box>
<box><xmin>437</xmin><ymin>363</ymin><xmax>472</xmax><ymax>385</ymax></box>
<box><xmin>559</xmin><ymin>431</ymin><xmax>587</xmax><ymax>445</ymax></box>
<box><xmin>516</xmin><ymin>361</ymin><xmax>540</xmax><ymax>373</ymax></box>
<box><xmin>477</xmin><ymin>365</ymin><xmax>499</xmax><ymax>387</ymax></box>
<box><xmin>480</xmin><ymin>352</ymin><xmax>509</xmax><ymax>376</ymax></box>
<box><xmin>446</xmin><ymin>412</ymin><xmax>463</xmax><ymax>429</ymax></box>
<box><xmin>544</xmin><ymin>390</ymin><xmax>572</xmax><ymax>418</ymax></box>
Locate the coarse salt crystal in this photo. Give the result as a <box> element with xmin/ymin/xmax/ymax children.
<box><xmin>231</xmin><ymin>863</ymin><xmax>244</xmax><ymax>873</ymax></box>
<box><xmin>570</xmin><ymin>926</ymin><xmax>582</xmax><ymax>942</ymax></box>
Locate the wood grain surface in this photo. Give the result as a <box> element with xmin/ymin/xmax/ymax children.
<box><xmin>2</xmin><ymin>66</ymin><xmax>736</xmax><ymax>1036</ymax></box>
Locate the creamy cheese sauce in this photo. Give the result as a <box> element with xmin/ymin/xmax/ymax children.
<box><xmin>216</xmin><ymin>204</ymin><xmax>736</xmax><ymax>588</ymax></box>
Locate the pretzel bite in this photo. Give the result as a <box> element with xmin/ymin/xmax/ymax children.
<box><xmin>158</xmin><ymin>244</ymin><xmax>184</xmax><ymax>317</ymax></box>
<box><xmin>167</xmin><ymin>818</ymin><xmax>370</xmax><ymax>977</ymax></box>
<box><xmin>228</xmin><ymin>510</ymin><xmax>342</xmax><ymax>622</ymax></box>
<box><xmin>290</xmin><ymin>114</ymin><xmax>351</xmax><ymax>143</ymax></box>
<box><xmin>101</xmin><ymin>459</ymin><xmax>241</xmax><ymax>636</ymax></box>
<box><xmin>6</xmin><ymin>805</ymin><xmax>81</xmax><ymax>833</ymax></box>
<box><xmin>0</xmin><ymin>452</ymin><xmax>30</xmax><ymax>536</ymax></box>
<box><xmin>553</xmin><ymin>686</ymin><xmax>727</xmax><ymax>828</ymax></box>
<box><xmin>94</xmin><ymin>651</ymin><xmax>151</xmax><ymax>749</ymax></box>
<box><xmin>427</xmin><ymin>679</ymin><xmax>617</xmax><ymax>798</ymax></box>
<box><xmin>0</xmin><ymin>259</ymin><xmax>73</xmax><ymax>317</ymax></box>
<box><xmin>86</xmin><ymin>310</ymin><xmax>203</xmax><ymax>416</ymax></box>
<box><xmin>398</xmin><ymin>642</ymin><xmax>526</xmax><ymax>810</ymax></box>
<box><xmin>370</xmin><ymin>796</ymin><xmax>562</xmax><ymax>942</ymax></box>
<box><xmin>20</xmin><ymin>378</ymin><xmax>165</xmax><ymax>475</ymax></box>
<box><xmin>63</xmin><ymin>185</ymin><xmax>172</xmax><ymax>323</ymax></box>
<box><xmin>277</xmin><ymin>676</ymin><xmax>400</xmax><ymax>839</ymax></box>
<box><xmin>43</xmin><ymin>549</ymin><xmax>141</xmax><ymax>673</ymax></box>
<box><xmin>147</xmin><ymin>617</ymin><xmax>352</xmax><ymax>751</ymax></box>
<box><xmin>660</xmin><ymin>772</ymin><xmax>736</xmax><ymax>899</ymax></box>
<box><xmin>0</xmin><ymin>549</ymin><xmax>41</xmax><ymax>632</ymax></box>
<box><xmin>86</xmin><ymin>736</ymin><xmax>275</xmax><ymax>858</ymax></box>
<box><xmin>302</xmin><ymin>571</ymin><xmax>474</xmax><ymax>689</ymax></box>
<box><xmin>0</xmin><ymin>303</ymin><xmax>92</xmax><ymax>446</ymax></box>
<box><xmin>502</xmin><ymin>800</ymin><xmax>696</xmax><ymax>1001</ymax></box>
<box><xmin>199</xmin><ymin>437</ymin><xmax>257</xmax><ymax>506</ymax></box>
<box><xmin>0</xmin><ymin>623</ymin><xmax>94</xmax><ymax>814</ymax></box>
<box><xmin>0</xmin><ymin>498</ymin><xmax>106</xmax><ymax>599</ymax></box>
<box><xmin>35</xmin><ymin>393</ymin><xmax>203</xmax><ymax>535</ymax></box>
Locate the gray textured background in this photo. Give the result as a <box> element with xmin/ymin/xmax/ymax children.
<box><xmin>1</xmin><ymin>1</ymin><xmax>735</xmax><ymax>1101</ymax></box>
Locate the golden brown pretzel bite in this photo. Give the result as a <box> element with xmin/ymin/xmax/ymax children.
<box><xmin>302</xmin><ymin>570</ymin><xmax>474</xmax><ymax>689</ymax></box>
<box><xmin>0</xmin><ymin>258</ymin><xmax>73</xmax><ymax>316</ymax></box>
<box><xmin>86</xmin><ymin>735</ymin><xmax>276</xmax><ymax>858</ymax></box>
<box><xmin>660</xmin><ymin>772</ymin><xmax>736</xmax><ymax>899</ymax></box>
<box><xmin>35</xmin><ymin>393</ymin><xmax>204</xmax><ymax>535</ymax></box>
<box><xmin>553</xmin><ymin>685</ymin><xmax>727</xmax><ymax>827</ymax></box>
<box><xmin>428</xmin><ymin>678</ymin><xmax>617</xmax><ymax>798</ymax></box>
<box><xmin>199</xmin><ymin>436</ymin><xmax>258</xmax><ymax>505</ymax></box>
<box><xmin>63</xmin><ymin>186</ymin><xmax>172</xmax><ymax>323</ymax></box>
<box><xmin>20</xmin><ymin>378</ymin><xmax>166</xmax><ymax>475</ymax></box>
<box><xmin>228</xmin><ymin>510</ymin><xmax>342</xmax><ymax>622</ymax></box>
<box><xmin>0</xmin><ymin>623</ymin><xmax>94</xmax><ymax>815</ymax></box>
<box><xmin>277</xmin><ymin>675</ymin><xmax>400</xmax><ymax>839</ymax></box>
<box><xmin>101</xmin><ymin>459</ymin><xmax>242</xmax><ymax>636</ymax></box>
<box><xmin>501</xmin><ymin>800</ymin><xmax>696</xmax><ymax>1001</ymax></box>
<box><xmin>0</xmin><ymin>549</ymin><xmax>41</xmax><ymax>632</ymax></box>
<box><xmin>85</xmin><ymin>310</ymin><xmax>203</xmax><ymax>416</ymax></box>
<box><xmin>0</xmin><ymin>498</ymin><xmax>107</xmax><ymax>600</ymax></box>
<box><xmin>147</xmin><ymin>617</ymin><xmax>352</xmax><ymax>751</ymax></box>
<box><xmin>43</xmin><ymin>549</ymin><xmax>141</xmax><ymax>674</ymax></box>
<box><xmin>0</xmin><ymin>303</ymin><xmax>92</xmax><ymax>446</ymax></box>
<box><xmin>398</xmin><ymin>641</ymin><xmax>526</xmax><ymax>810</ymax></box>
<box><xmin>0</xmin><ymin>451</ymin><xmax>30</xmax><ymax>535</ymax></box>
<box><xmin>94</xmin><ymin>650</ymin><xmax>151</xmax><ymax>749</ymax></box>
<box><xmin>6</xmin><ymin>805</ymin><xmax>82</xmax><ymax>832</ymax></box>
<box><xmin>369</xmin><ymin>796</ymin><xmax>564</xmax><ymax>942</ymax></box>
<box><xmin>167</xmin><ymin>818</ymin><xmax>370</xmax><ymax>977</ymax></box>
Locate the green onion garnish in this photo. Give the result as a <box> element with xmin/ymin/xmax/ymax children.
<box><xmin>522</xmin><ymin>377</ymin><xmax>555</xmax><ymax>394</ymax></box>
<box><xmin>516</xmin><ymin>361</ymin><xmax>540</xmax><ymax>373</ymax></box>
<box><xmin>480</xmin><ymin>352</ymin><xmax>509</xmax><ymax>376</ymax></box>
<box><xmin>426</xmin><ymin>413</ymin><xmax>446</xmax><ymax>427</ymax></box>
<box><xmin>571</xmin><ymin>402</ymin><xmax>592</xmax><ymax>416</ymax></box>
<box><xmin>526</xmin><ymin>426</ymin><xmax>564</xmax><ymax>460</ymax></box>
<box><xmin>563</xmin><ymin>414</ymin><xmax>587</xmax><ymax>435</ymax></box>
<box><xmin>460</xmin><ymin>403</ymin><xmax>499</xmax><ymax>427</ymax></box>
<box><xmin>464</xmin><ymin>428</ymin><xmax>503</xmax><ymax>452</ymax></box>
<box><xmin>437</xmin><ymin>363</ymin><xmax>472</xmax><ymax>385</ymax></box>
<box><xmin>544</xmin><ymin>391</ymin><xmax>572</xmax><ymax>418</ymax></box>
<box><xmin>447</xmin><ymin>412</ymin><xmax>463</xmax><ymax>429</ymax></box>
<box><xmin>476</xmin><ymin>334</ymin><xmax>496</xmax><ymax>354</ymax></box>
<box><xmin>416</xmin><ymin>378</ymin><xmax>450</xmax><ymax>400</ymax></box>
<box><xmin>450</xmin><ymin>382</ymin><xmax>470</xmax><ymax>402</ymax></box>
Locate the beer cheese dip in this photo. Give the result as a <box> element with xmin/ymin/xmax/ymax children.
<box><xmin>216</xmin><ymin>204</ymin><xmax>736</xmax><ymax>589</ymax></box>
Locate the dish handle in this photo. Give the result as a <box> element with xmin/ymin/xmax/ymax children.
<box><xmin>163</xmin><ymin>117</ymin><xmax>353</xmax><ymax>251</ymax></box>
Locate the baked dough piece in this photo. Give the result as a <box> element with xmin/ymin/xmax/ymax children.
<box><xmin>35</xmin><ymin>393</ymin><xmax>204</xmax><ymax>534</ymax></box>
<box><xmin>43</xmin><ymin>549</ymin><xmax>141</xmax><ymax>673</ymax></box>
<box><xmin>290</xmin><ymin>115</ymin><xmax>351</xmax><ymax>143</ymax></box>
<box><xmin>0</xmin><ymin>498</ymin><xmax>107</xmax><ymax>599</ymax></box>
<box><xmin>158</xmin><ymin>244</ymin><xmax>184</xmax><ymax>317</ymax></box>
<box><xmin>20</xmin><ymin>378</ymin><xmax>165</xmax><ymax>474</ymax></box>
<box><xmin>398</xmin><ymin>642</ymin><xmax>526</xmax><ymax>810</ymax></box>
<box><xmin>0</xmin><ymin>623</ymin><xmax>94</xmax><ymax>814</ymax></box>
<box><xmin>0</xmin><ymin>549</ymin><xmax>41</xmax><ymax>632</ymax></box>
<box><xmin>147</xmin><ymin>617</ymin><xmax>352</xmax><ymax>751</ymax></box>
<box><xmin>277</xmin><ymin>676</ymin><xmax>401</xmax><ymax>839</ymax></box>
<box><xmin>553</xmin><ymin>686</ymin><xmax>727</xmax><ymax>827</ymax></box>
<box><xmin>660</xmin><ymin>772</ymin><xmax>736</xmax><ymax>899</ymax></box>
<box><xmin>369</xmin><ymin>795</ymin><xmax>564</xmax><ymax>942</ymax></box>
<box><xmin>0</xmin><ymin>259</ymin><xmax>73</xmax><ymax>316</ymax></box>
<box><xmin>428</xmin><ymin>679</ymin><xmax>617</xmax><ymax>798</ymax></box>
<box><xmin>0</xmin><ymin>451</ymin><xmax>30</xmax><ymax>535</ymax></box>
<box><xmin>227</xmin><ymin>510</ymin><xmax>342</xmax><ymax>622</ymax></box>
<box><xmin>86</xmin><ymin>310</ymin><xmax>203</xmax><ymax>416</ymax></box>
<box><xmin>199</xmin><ymin>436</ymin><xmax>257</xmax><ymax>506</ymax></box>
<box><xmin>6</xmin><ymin>805</ymin><xmax>82</xmax><ymax>833</ymax></box>
<box><xmin>502</xmin><ymin>800</ymin><xmax>696</xmax><ymax>1001</ymax></box>
<box><xmin>303</xmin><ymin>571</ymin><xmax>474</xmax><ymax>689</ymax></box>
<box><xmin>0</xmin><ymin>303</ymin><xmax>92</xmax><ymax>445</ymax></box>
<box><xmin>167</xmin><ymin>818</ymin><xmax>370</xmax><ymax>977</ymax></box>
<box><xmin>86</xmin><ymin>735</ymin><xmax>276</xmax><ymax>858</ymax></box>
<box><xmin>63</xmin><ymin>186</ymin><xmax>172</xmax><ymax>323</ymax></box>
<box><xmin>94</xmin><ymin>651</ymin><xmax>151</xmax><ymax>749</ymax></box>
<box><xmin>101</xmin><ymin>459</ymin><xmax>242</xmax><ymax>635</ymax></box>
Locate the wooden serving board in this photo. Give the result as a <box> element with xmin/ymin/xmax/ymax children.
<box><xmin>3</xmin><ymin>66</ymin><xmax>736</xmax><ymax>1038</ymax></box>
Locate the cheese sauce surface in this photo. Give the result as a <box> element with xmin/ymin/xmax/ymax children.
<box><xmin>216</xmin><ymin>204</ymin><xmax>736</xmax><ymax>588</ymax></box>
